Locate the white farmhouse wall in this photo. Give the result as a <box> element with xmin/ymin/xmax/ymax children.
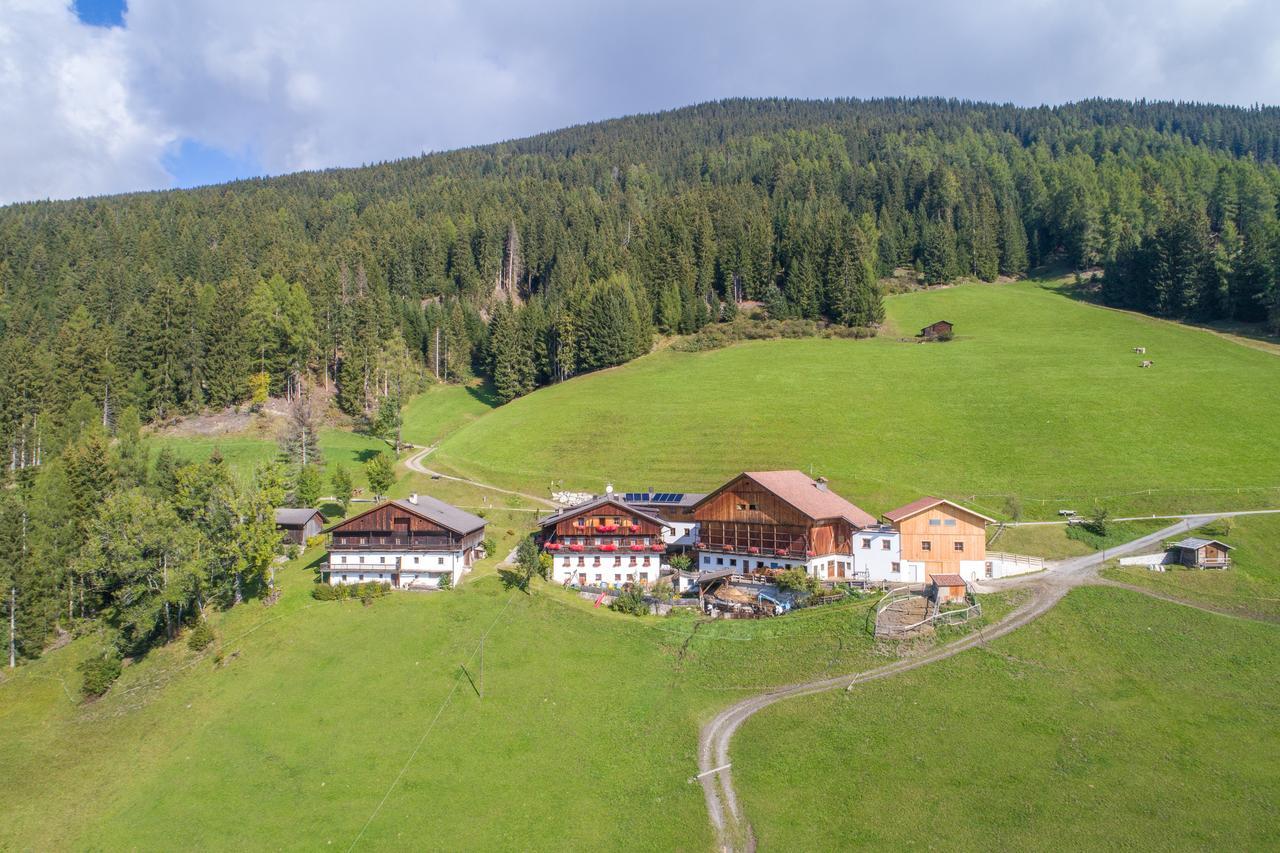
<box><xmin>552</xmin><ymin>551</ymin><xmax>665</xmax><ymax>587</ymax></box>
<box><xmin>328</xmin><ymin>548</ymin><xmax>470</xmax><ymax>588</ymax></box>
<box><xmin>852</xmin><ymin>527</ymin><xmax>902</xmax><ymax>581</ymax></box>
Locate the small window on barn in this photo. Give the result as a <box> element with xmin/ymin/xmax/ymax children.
<box><xmin>882</xmin><ymin>539</ymin><xmax>891</xmax><ymax>550</ymax></box>
<box><xmin>575</xmin><ymin>518</ymin><xmax>585</xmax><ymax>526</ymax></box>
<box><xmin>736</xmin><ymin>503</ymin><xmax>747</xmax><ymax>511</ymax></box>
<box><xmin>438</xmin><ymin>557</ymin><xmax>445</xmax><ymax>565</ymax></box>
<box><xmin>748</xmin><ymin>504</ymin><xmax>758</xmax><ymax>511</ymax></box>
<box><xmin>929</xmin><ymin>519</ymin><xmax>942</xmax><ymax>526</ymax></box>
<box><xmin>862</xmin><ymin>538</ymin><xmax>872</xmax><ymax>549</ymax></box>
<box><xmin>890</xmin><ymin>562</ymin><xmax>900</xmax><ymax>573</ymax></box>
<box><xmin>922</xmin><ymin>541</ymin><xmax>932</xmax><ymax>552</ymax></box>
<box><xmin>944</xmin><ymin>519</ymin><xmax>957</xmax><ymax>527</ymax></box>
<box><xmin>954</xmin><ymin>541</ymin><xmax>964</xmax><ymax>552</ymax></box>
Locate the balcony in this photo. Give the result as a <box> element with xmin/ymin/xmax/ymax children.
<box><xmin>330</xmin><ymin>536</ymin><xmax>458</xmax><ymax>552</ymax></box>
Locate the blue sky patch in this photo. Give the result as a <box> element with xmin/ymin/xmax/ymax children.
<box><xmin>163</xmin><ymin>140</ymin><xmax>264</xmax><ymax>189</ymax></box>
<box><xmin>72</xmin><ymin>0</ymin><xmax>127</xmax><ymax>28</ymax></box>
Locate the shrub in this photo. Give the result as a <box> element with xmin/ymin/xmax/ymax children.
<box><xmin>78</xmin><ymin>652</ymin><xmax>122</xmax><ymax>700</ymax></box>
<box><xmin>311</xmin><ymin>583</ymin><xmax>339</xmax><ymax>600</ymax></box>
<box><xmin>649</xmin><ymin>580</ymin><xmax>674</xmax><ymax>604</ymax></box>
<box><xmin>1084</xmin><ymin>505</ymin><xmax>1110</xmax><ymax>537</ymax></box>
<box><xmin>438</xmin><ymin>573</ymin><xmax>452</xmax><ymax>591</ymax></box>
<box><xmin>668</xmin><ymin>553</ymin><xmax>692</xmax><ymax>572</ymax></box>
<box><xmin>775</xmin><ymin>568</ymin><xmax>820</xmax><ymax>595</ymax></box>
<box><xmin>610</xmin><ymin>585</ymin><xmax>650</xmax><ymax>616</ymax></box>
<box><xmin>305</xmin><ymin>534</ymin><xmax>326</xmax><ymax>549</ymax></box>
<box><xmin>187</xmin><ymin>621</ymin><xmax>215</xmax><ymax>652</ymax></box>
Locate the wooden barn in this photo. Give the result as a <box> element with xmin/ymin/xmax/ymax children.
<box><xmin>322</xmin><ymin>494</ymin><xmax>486</xmax><ymax>589</ymax></box>
<box><xmin>275</xmin><ymin>507</ymin><xmax>326</xmax><ymax>545</ymax></box>
<box><xmin>691</xmin><ymin>471</ymin><xmax>876</xmax><ymax>581</ymax></box>
<box><xmin>919</xmin><ymin>320</ymin><xmax>953</xmax><ymax>338</ymax></box>
<box><xmin>883</xmin><ymin>497</ymin><xmax>994</xmax><ymax>582</ymax></box>
<box><xmin>1169</xmin><ymin>537</ymin><xmax>1232</xmax><ymax>569</ymax></box>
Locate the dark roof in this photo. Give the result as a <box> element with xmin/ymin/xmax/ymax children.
<box><xmin>883</xmin><ymin>497</ymin><xmax>996</xmax><ymax>525</ymax></box>
<box><xmin>698</xmin><ymin>471</ymin><xmax>877</xmax><ymax>528</ymax></box>
<box><xmin>930</xmin><ymin>574</ymin><xmax>967</xmax><ymax>587</ymax></box>
<box><xmin>324</xmin><ymin>496</ymin><xmax>486</xmax><ymax>536</ymax></box>
<box><xmin>275</xmin><ymin>507</ymin><xmax>325</xmax><ymax>526</ymax></box>
<box><xmin>537</xmin><ymin>495</ymin><xmax>672</xmax><ymax>530</ymax></box>
<box><xmin>1172</xmin><ymin>537</ymin><xmax>1233</xmax><ymax>551</ymax></box>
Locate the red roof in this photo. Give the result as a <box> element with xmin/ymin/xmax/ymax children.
<box><xmin>739</xmin><ymin>471</ymin><xmax>877</xmax><ymax>528</ymax></box>
<box><xmin>883</xmin><ymin>497</ymin><xmax>996</xmax><ymax>525</ymax></box>
<box><xmin>930</xmin><ymin>574</ymin><xmax>967</xmax><ymax>587</ymax></box>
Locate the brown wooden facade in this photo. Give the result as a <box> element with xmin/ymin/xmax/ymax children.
<box><xmin>329</xmin><ymin>503</ymin><xmax>484</xmax><ymax>553</ymax></box>
<box><xmin>893</xmin><ymin>503</ymin><xmax>988</xmax><ymax>579</ymax></box>
<box><xmin>539</xmin><ymin>498</ymin><xmax>669</xmax><ymax>552</ymax></box>
<box><xmin>693</xmin><ymin>475</ymin><xmax>853</xmax><ymax>558</ymax></box>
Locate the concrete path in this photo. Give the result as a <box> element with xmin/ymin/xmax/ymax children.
<box><xmin>696</xmin><ymin>514</ymin><xmax>1220</xmax><ymax>852</ymax></box>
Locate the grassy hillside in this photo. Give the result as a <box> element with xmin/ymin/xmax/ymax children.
<box><xmin>0</xmin><ymin>490</ymin><xmax>1006</xmax><ymax>850</ymax></box>
<box><xmin>1104</xmin><ymin>514</ymin><xmax>1280</xmax><ymax>620</ymax></box>
<box><xmin>733</xmin><ymin>586</ymin><xmax>1280</xmax><ymax>849</ymax></box>
<box><xmin>400</xmin><ymin>382</ymin><xmax>498</xmax><ymax>447</ymax></box>
<box><xmin>429</xmin><ymin>282</ymin><xmax>1280</xmax><ymax>518</ymax></box>
<box><xmin>151</xmin><ymin>427</ymin><xmax>391</xmax><ymax>489</ymax></box>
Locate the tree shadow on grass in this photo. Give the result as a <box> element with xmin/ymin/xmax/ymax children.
<box><xmin>497</xmin><ymin>567</ymin><xmax>531</xmax><ymax>593</ymax></box>
<box><xmin>464</xmin><ymin>381</ymin><xmax>501</xmax><ymax>410</ymax></box>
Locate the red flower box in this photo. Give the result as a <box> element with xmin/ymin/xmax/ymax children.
<box><xmin>569</xmin><ymin>544</ymin><xmax>584</xmax><ymax>552</ymax></box>
<box><xmin>650</xmin><ymin>544</ymin><xmax>665</xmax><ymax>552</ymax></box>
<box><xmin>805</xmin><ymin>550</ymin><xmax>816</xmax><ymax>557</ymax></box>
<box><xmin>775</xmin><ymin>549</ymin><xmax>789</xmax><ymax>556</ymax></box>
<box><xmin>545</xmin><ymin>543</ymin><xmax>562</xmax><ymax>551</ymax></box>
<box><xmin>629</xmin><ymin>544</ymin><xmax>645</xmax><ymax>552</ymax></box>
<box><xmin>748</xmin><ymin>547</ymin><xmax>760</xmax><ymax>554</ymax></box>
<box><xmin>600</xmin><ymin>544</ymin><xmax>618</xmax><ymax>552</ymax></box>
<box><xmin>599</xmin><ymin>524</ymin><xmax>618</xmax><ymax>533</ymax></box>
<box><xmin>628</xmin><ymin>524</ymin><xmax>640</xmax><ymax>533</ymax></box>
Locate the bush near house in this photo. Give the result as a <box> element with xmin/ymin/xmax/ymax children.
<box><xmin>311</xmin><ymin>581</ymin><xmax>391</xmax><ymax>602</ymax></box>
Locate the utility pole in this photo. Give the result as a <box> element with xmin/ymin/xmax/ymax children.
<box><xmin>9</xmin><ymin>588</ymin><xmax>16</xmax><ymax>669</ymax></box>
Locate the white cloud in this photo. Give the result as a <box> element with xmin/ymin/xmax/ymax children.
<box><xmin>0</xmin><ymin>0</ymin><xmax>173</xmax><ymax>203</ymax></box>
<box><xmin>3</xmin><ymin>0</ymin><xmax>1280</xmax><ymax>203</ymax></box>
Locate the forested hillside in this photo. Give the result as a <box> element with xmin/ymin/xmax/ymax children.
<box><xmin>4</xmin><ymin>96</ymin><xmax>1280</xmax><ymax>663</ymax></box>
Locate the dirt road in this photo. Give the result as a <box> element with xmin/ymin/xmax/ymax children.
<box><xmin>696</xmin><ymin>514</ymin><xmax>1220</xmax><ymax>851</ymax></box>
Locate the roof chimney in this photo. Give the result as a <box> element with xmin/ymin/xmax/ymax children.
<box><xmin>408</xmin><ymin>493</ymin><xmax>418</xmax><ymax>504</ymax></box>
<box><xmin>605</xmin><ymin>482</ymin><xmax>614</xmax><ymax>495</ymax></box>
<box><xmin>816</xmin><ymin>477</ymin><xmax>829</xmax><ymax>492</ymax></box>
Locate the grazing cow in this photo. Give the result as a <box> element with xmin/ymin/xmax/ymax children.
<box><xmin>1133</xmin><ymin>346</ymin><xmax>1146</xmax><ymax>354</ymax></box>
<box><xmin>1140</xmin><ymin>360</ymin><xmax>1153</xmax><ymax>368</ymax></box>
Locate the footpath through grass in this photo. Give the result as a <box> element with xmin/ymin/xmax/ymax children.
<box><xmin>733</xmin><ymin>585</ymin><xmax>1280</xmax><ymax>850</ymax></box>
<box><xmin>430</xmin><ymin>282</ymin><xmax>1280</xmax><ymax>518</ymax></box>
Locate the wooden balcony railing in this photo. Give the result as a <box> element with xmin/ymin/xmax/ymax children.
<box><xmin>330</xmin><ymin>537</ymin><xmax>458</xmax><ymax>551</ymax></box>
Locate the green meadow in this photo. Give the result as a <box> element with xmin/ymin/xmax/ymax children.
<box><xmin>431</xmin><ymin>282</ymin><xmax>1280</xmax><ymax>518</ymax></box>
<box><xmin>1103</xmin><ymin>513</ymin><xmax>1280</xmax><ymax>621</ymax></box>
<box><xmin>733</xmin><ymin>586</ymin><xmax>1280</xmax><ymax>850</ymax></box>
<box><xmin>151</xmin><ymin>427</ymin><xmax>391</xmax><ymax>491</ymax></box>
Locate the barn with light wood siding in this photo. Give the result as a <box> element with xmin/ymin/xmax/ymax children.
<box><xmin>883</xmin><ymin>497</ymin><xmax>994</xmax><ymax>582</ymax></box>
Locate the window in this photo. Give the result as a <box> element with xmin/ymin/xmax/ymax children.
<box><xmin>577</xmin><ymin>557</ymin><xmax>585</xmax><ymax>566</ymax></box>
<box><xmin>438</xmin><ymin>557</ymin><xmax>445</xmax><ymax>565</ymax></box>
<box><xmin>342</xmin><ymin>574</ymin><xmax>349</xmax><ymax>582</ymax></box>
<box><xmin>594</xmin><ymin>574</ymin><xmax>602</xmax><ymax>582</ymax></box>
<box><xmin>748</xmin><ymin>503</ymin><xmax>758</xmax><ymax>511</ymax></box>
<box><xmin>729</xmin><ymin>559</ymin><xmax>737</xmax><ymax>567</ymax></box>
<box><xmin>563</xmin><ymin>557</ymin><xmax>571</xmax><ymax>566</ymax></box>
<box><xmin>736</xmin><ymin>502</ymin><xmax>747</xmax><ymax>511</ymax></box>
<box><xmin>954</xmin><ymin>541</ymin><xmax>965</xmax><ymax>552</ymax></box>
<box><xmin>575</xmin><ymin>518</ymin><xmax>585</xmax><ymax>527</ymax></box>
<box><xmin>921</xmin><ymin>541</ymin><xmax>932</xmax><ymax>552</ymax></box>
<box><xmin>716</xmin><ymin>557</ymin><xmax>724</xmax><ymax>566</ymax></box>
<box><xmin>929</xmin><ymin>519</ymin><xmax>942</xmax><ymax>526</ymax></box>
<box><xmin>358</xmin><ymin>574</ymin><xmax>364</xmax><ymax>581</ymax></box>
<box><xmin>359</xmin><ymin>556</ymin><xmax>365</xmax><ymax>564</ymax></box>
<box><xmin>614</xmin><ymin>574</ymin><xmax>622</xmax><ymax>582</ymax></box>
<box><xmin>613</xmin><ymin>556</ymin><xmax>621</xmax><ymax>566</ymax></box>
<box><xmin>593</xmin><ymin>557</ymin><xmax>601</xmax><ymax>567</ymax></box>
<box><xmin>891</xmin><ymin>562</ymin><xmax>900</xmax><ymax>573</ymax></box>
<box><xmin>882</xmin><ymin>539</ymin><xmax>891</xmax><ymax>550</ymax></box>
<box><xmin>413</xmin><ymin>556</ymin><xmax>420</xmax><ymax>564</ymax></box>
<box><xmin>640</xmin><ymin>572</ymin><xmax>648</xmax><ymax>581</ymax></box>
<box><xmin>862</xmin><ymin>538</ymin><xmax>872</xmax><ymax>549</ymax></box>
<box><xmin>379</xmin><ymin>556</ymin><xmax>385</xmax><ymax>564</ymax></box>
<box><xmin>629</xmin><ymin>556</ymin><xmax>637</xmax><ymax>566</ymax></box>
<box><xmin>642</xmin><ymin>557</ymin><xmax>651</xmax><ymax>567</ymax></box>
<box><xmin>944</xmin><ymin>519</ymin><xmax>957</xmax><ymax>527</ymax></box>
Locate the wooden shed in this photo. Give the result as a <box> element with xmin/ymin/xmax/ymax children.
<box><xmin>929</xmin><ymin>573</ymin><xmax>969</xmax><ymax>604</ymax></box>
<box><xmin>1169</xmin><ymin>537</ymin><xmax>1232</xmax><ymax>569</ymax></box>
<box><xmin>275</xmin><ymin>508</ymin><xmax>327</xmax><ymax>545</ymax></box>
<box><xmin>919</xmin><ymin>320</ymin><xmax>954</xmax><ymax>339</ymax></box>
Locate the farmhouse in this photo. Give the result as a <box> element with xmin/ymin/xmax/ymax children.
<box><xmin>883</xmin><ymin>497</ymin><xmax>995</xmax><ymax>583</ymax></box>
<box><xmin>691</xmin><ymin>471</ymin><xmax>877</xmax><ymax>582</ymax></box>
<box><xmin>537</xmin><ymin>491</ymin><xmax>672</xmax><ymax>587</ymax></box>
<box><xmin>919</xmin><ymin>319</ymin><xmax>953</xmax><ymax>338</ymax></box>
<box><xmin>321</xmin><ymin>494</ymin><xmax>486</xmax><ymax>589</ymax></box>
<box><xmin>275</xmin><ymin>507</ymin><xmax>326</xmax><ymax>545</ymax></box>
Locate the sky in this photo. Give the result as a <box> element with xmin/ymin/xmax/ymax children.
<box><xmin>1</xmin><ymin>0</ymin><xmax>1278</xmax><ymax>204</ymax></box>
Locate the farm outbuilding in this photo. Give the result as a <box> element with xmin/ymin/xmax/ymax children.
<box><xmin>919</xmin><ymin>320</ymin><xmax>953</xmax><ymax>338</ymax></box>
<box><xmin>275</xmin><ymin>508</ymin><xmax>326</xmax><ymax>545</ymax></box>
<box><xmin>929</xmin><ymin>573</ymin><xmax>969</xmax><ymax>604</ymax></box>
<box><xmin>1169</xmin><ymin>537</ymin><xmax>1232</xmax><ymax>569</ymax></box>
